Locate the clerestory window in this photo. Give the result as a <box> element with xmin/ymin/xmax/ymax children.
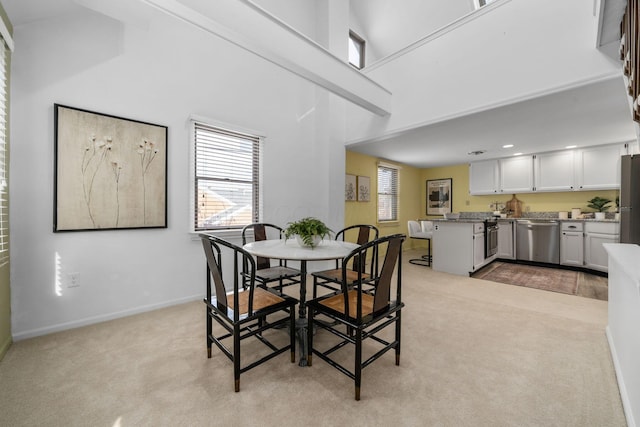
<box><xmin>348</xmin><ymin>30</ymin><xmax>365</xmax><ymax>69</ymax></box>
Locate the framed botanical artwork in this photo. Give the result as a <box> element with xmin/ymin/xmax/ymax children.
<box><xmin>357</xmin><ymin>176</ymin><xmax>370</xmax><ymax>202</ymax></box>
<box><xmin>426</xmin><ymin>178</ymin><xmax>452</xmax><ymax>215</ymax></box>
<box><xmin>345</xmin><ymin>174</ymin><xmax>356</xmax><ymax>201</ymax></box>
<box><xmin>54</xmin><ymin>104</ymin><xmax>168</xmax><ymax>232</ymax></box>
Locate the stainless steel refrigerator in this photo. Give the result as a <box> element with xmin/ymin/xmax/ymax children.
<box><xmin>620</xmin><ymin>155</ymin><xmax>640</xmax><ymax>244</ymax></box>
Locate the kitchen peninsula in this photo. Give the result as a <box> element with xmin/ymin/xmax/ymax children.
<box><xmin>432</xmin><ymin>215</ymin><xmax>620</xmax><ymax>276</ymax></box>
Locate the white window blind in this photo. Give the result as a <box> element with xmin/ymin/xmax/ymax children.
<box><xmin>193</xmin><ymin>122</ymin><xmax>260</xmax><ymax>231</ymax></box>
<box><xmin>0</xmin><ymin>38</ymin><xmax>8</xmax><ymax>266</ymax></box>
<box><xmin>377</xmin><ymin>164</ymin><xmax>398</xmax><ymax>222</ymax></box>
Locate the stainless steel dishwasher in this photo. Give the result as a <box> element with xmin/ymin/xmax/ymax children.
<box><xmin>516</xmin><ymin>220</ymin><xmax>560</xmax><ymax>263</ymax></box>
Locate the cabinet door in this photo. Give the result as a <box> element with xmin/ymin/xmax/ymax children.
<box><xmin>473</xmin><ymin>232</ymin><xmax>485</xmax><ymax>270</ymax></box>
<box><xmin>497</xmin><ymin>222</ymin><xmax>514</xmax><ymax>259</ymax></box>
<box><xmin>576</xmin><ymin>144</ymin><xmax>626</xmax><ymax>190</ymax></box>
<box><xmin>534</xmin><ymin>151</ymin><xmax>575</xmax><ymax>191</ymax></box>
<box><xmin>499</xmin><ymin>156</ymin><xmax>534</xmax><ymax>193</ymax></box>
<box><xmin>584</xmin><ymin>232</ymin><xmax>618</xmax><ymax>272</ymax></box>
<box><xmin>469</xmin><ymin>160</ymin><xmax>499</xmax><ymax>195</ymax></box>
<box><xmin>560</xmin><ymin>231</ymin><xmax>583</xmax><ymax>266</ymax></box>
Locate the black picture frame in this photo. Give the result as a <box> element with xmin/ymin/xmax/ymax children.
<box><xmin>426</xmin><ymin>178</ymin><xmax>452</xmax><ymax>215</ymax></box>
<box><xmin>54</xmin><ymin>104</ymin><xmax>168</xmax><ymax>232</ymax></box>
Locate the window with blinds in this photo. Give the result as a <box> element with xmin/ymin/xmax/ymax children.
<box><xmin>0</xmin><ymin>39</ymin><xmax>8</xmax><ymax>266</ymax></box>
<box><xmin>192</xmin><ymin>121</ymin><xmax>260</xmax><ymax>231</ymax></box>
<box><xmin>377</xmin><ymin>164</ymin><xmax>398</xmax><ymax>222</ymax></box>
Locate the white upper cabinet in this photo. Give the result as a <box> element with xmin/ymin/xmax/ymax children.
<box><xmin>469</xmin><ymin>160</ymin><xmax>499</xmax><ymax>194</ymax></box>
<box><xmin>499</xmin><ymin>156</ymin><xmax>534</xmax><ymax>193</ymax></box>
<box><xmin>576</xmin><ymin>144</ymin><xmax>627</xmax><ymax>190</ymax></box>
<box><xmin>534</xmin><ymin>150</ymin><xmax>575</xmax><ymax>192</ymax></box>
<box><xmin>469</xmin><ymin>143</ymin><xmax>630</xmax><ymax>195</ymax></box>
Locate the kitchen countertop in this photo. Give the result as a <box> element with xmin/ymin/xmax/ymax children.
<box><xmin>430</xmin><ymin>218</ymin><xmax>619</xmax><ymax>223</ymax></box>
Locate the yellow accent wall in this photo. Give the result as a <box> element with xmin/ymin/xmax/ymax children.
<box><xmin>345</xmin><ymin>151</ymin><xmax>423</xmax><ymax>247</ymax></box>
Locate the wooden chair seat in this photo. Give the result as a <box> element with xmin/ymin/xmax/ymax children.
<box><xmin>255</xmin><ymin>266</ymin><xmax>301</xmax><ymax>282</ymax></box>
<box><xmin>242</xmin><ymin>223</ymin><xmax>302</xmax><ymax>292</ymax></box>
<box><xmin>318</xmin><ymin>289</ymin><xmax>374</xmax><ymax>319</ymax></box>
<box><xmin>313</xmin><ymin>269</ymin><xmax>371</xmax><ymax>284</ymax></box>
<box><xmin>210</xmin><ymin>287</ymin><xmax>286</xmax><ymax>320</ymax></box>
<box><xmin>312</xmin><ymin>224</ymin><xmax>378</xmax><ymax>298</ymax></box>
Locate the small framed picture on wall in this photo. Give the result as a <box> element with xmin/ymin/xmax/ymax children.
<box><xmin>357</xmin><ymin>176</ymin><xmax>370</xmax><ymax>202</ymax></box>
<box><xmin>345</xmin><ymin>174</ymin><xmax>356</xmax><ymax>201</ymax></box>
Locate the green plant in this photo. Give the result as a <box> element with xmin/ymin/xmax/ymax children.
<box><xmin>587</xmin><ymin>196</ymin><xmax>612</xmax><ymax>212</ymax></box>
<box><xmin>284</xmin><ymin>217</ymin><xmax>332</xmax><ymax>247</ymax></box>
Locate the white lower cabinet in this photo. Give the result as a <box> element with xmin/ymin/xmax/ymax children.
<box><xmin>584</xmin><ymin>222</ymin><xmax>620</xmax><ymax>272</ymax></box>
<box><xmin>497</xmin><ymin>220</ymin><xmax>515</xmax><ymax>259</ymax></box>
<box><xmin>433</xmin><ymin>221</ymin><xmax>492</xmax><ymax>276</ymax></box>
<box><xmin>473</xmin><ymin>226</ymin><xmax>485</xmax><ymax>270</ymax></box>
<box><xmin>560</xmin><ymin>222</ymin><xmax>584</xmax><ymax>266</ymax></box>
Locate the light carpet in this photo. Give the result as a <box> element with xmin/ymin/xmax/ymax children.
<box><xmin>0</xmin><ymin>249</ymin><xmax>626</xmax><ymax>426</ymax></box>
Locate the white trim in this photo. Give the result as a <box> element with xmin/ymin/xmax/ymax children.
<box><xmin>0</xmin><ymin>17</ymin><xmax>13</xmax><ymax>52</ymax></box>
<box><xmin>364</xmin><ymin>0</ymin><xmax>511</xmax><ymax>72</ymax></box>
<box><xmin>377</xmin><ymin>161</ymin><xmax>402</xmax><ymax>170</ymax></box>
<box><xmin>606</xmin><ymin>326</ymin><xmax>637</xmax><ymax>427</ymax></box>
<box><xmin>12</xmin><ymin>295</ymin><xmax>202</xmax><ymax>341</ymax></box>
<box><xmin>188</xmin><ymin>114</ymin><xmax>267</xmax><ymax>139</ymax></box>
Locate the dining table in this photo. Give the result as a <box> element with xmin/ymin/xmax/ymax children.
<box><xmin>243</xmin><ymin>238</ymin><xmax>360</xmax><ymax>366</ymax></box>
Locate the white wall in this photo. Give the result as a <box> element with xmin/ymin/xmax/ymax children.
<box><xmin>9</xmin><ymin>3</ymin><xmax>345</xmax><ymax>338</ymax></box>
<box><xmin>349</xmin><ymin>0</ymin><xmax>472</xmax><ymax>65</ymax></box>
<box><xmin>345</xmin><ymin>0</ymin><xmax>623</xmax><ymax>143</ymax></box>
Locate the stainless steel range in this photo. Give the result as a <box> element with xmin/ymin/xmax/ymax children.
<box><xmin>484</xmin><ymin>219</ymin><xmax>499</xmax><ymax>258</ymax></box>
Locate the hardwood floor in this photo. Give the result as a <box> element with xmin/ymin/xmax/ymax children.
<box><xmin>576</xmin><ymin>270</ymin><xmax>608</xmax><ymax>300</ymax></box>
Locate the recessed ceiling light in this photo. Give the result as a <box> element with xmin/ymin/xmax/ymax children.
<box><xmin>513</xmin><ymin>152</ymin><xmax>523</xmax><ymax>156</ymax></box>
<box><xmin>565</xmin><ymin>145</ymin><xmax>577</xmax><ymax>149</ymax></box>
<box><xmin>502</xmin><ymin>144</ymin><xmax>514</xmax><ymax>148</ymax></box>
<box><xmin>467</xmin><ymin>150</ymin><xmax>486</xmax><ymax>156</ymax></box>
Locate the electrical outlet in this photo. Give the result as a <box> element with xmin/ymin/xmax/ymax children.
<box><xmin>68</xmin><ymin>272</ymin><xmax>80</xmax><ymax>288</ymax></box>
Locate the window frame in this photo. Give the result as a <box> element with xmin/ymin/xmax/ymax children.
<box><xmin>377</xmin><ymin>163</ymin><xmax>399</xmax><ymax>223</ymax></box>
<box><xmin>348</xmin><ymin>30</ymin><xmax>366</xmax><ymax>70</ymax></box>
<box><xmin>190</xmin><ymin>117</ymin><xmax>263</xmax><ymax>233</ymax></box>
<box><xmin>474</xmin><ymin>0</ymin><xmax>497</xmax><ymax>9</ymax></box>
<box><xmin>0</xmin><ymin>38</ymin><xmax>8</xmax><ymax>267</ymax></box>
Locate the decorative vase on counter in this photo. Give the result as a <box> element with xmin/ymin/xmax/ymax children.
<box><xmin>595</xmin><ymin>212</ymin><xmax>606</xmax><ymax>220</ymax></box>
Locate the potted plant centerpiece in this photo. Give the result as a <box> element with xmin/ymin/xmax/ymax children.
<box><xmin>284</xmin><ymin>217</ymin><xmax>332</xmax><ymax>248</ymax></box>
<box><xmin>587</xmin><ymin>196</ymin><xmax>612</xmax><ymax>220</ymax></box>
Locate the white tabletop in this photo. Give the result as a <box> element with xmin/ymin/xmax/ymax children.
<box><xmin>243</xmin><ymin>239</ymin><xmax>359</xmax><ymax>261</ymax></box>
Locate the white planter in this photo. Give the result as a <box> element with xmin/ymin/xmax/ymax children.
<box><xmin>595</xmin><ymin>212</ymin><xmax>606</xmax><ymax>220</ymax></box>
<box><xmin>296</xmin><ymin>235</ymin><xmax>321</xmax><ymax>248</ymax></box>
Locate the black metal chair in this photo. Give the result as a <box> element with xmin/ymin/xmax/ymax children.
<box><xmin>201</xmin><ymin>234</ymin><xmax>298</xmax><ymax>392</ymax></box>
<box><xmin>241</xmin><ymin>223</ymin><xmax>302</xmax><ymax>292</ymax></box>
<box><xmin>311</xmin><ymin>224</ymin><xmax>379</xmax><ymax>298</ymax></box>
<box><xmin>306</xmin><ymin>234</ymin><xmax>405</xmax><ymax>401</ymax></box>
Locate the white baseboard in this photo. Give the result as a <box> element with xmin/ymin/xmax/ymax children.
<box><xmin>12</xmin><ymin>295</ymin><xmax>202</xmax><ymax>341</ymax></box>
<box><xmin>606</xmin><ymin>326</ymin><xmax>637</xmax><ymax>427</ymax></box>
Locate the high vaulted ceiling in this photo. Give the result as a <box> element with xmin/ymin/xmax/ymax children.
<box><xmin>3</xmin><ymin>0</ymin><xmax>636</xmax><ymax>168</ymax></box>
